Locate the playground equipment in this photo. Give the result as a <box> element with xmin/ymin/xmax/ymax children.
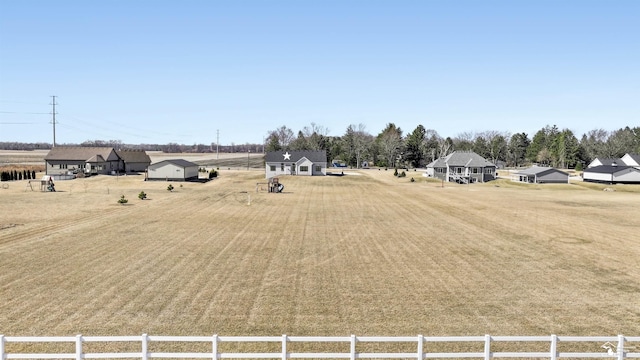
<box><xmin>256</xmin><ymin>177</ymin><xmax>284</xmax><ymax>193</ymax></box>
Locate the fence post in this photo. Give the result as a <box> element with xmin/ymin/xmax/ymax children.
<box><xmin>550</xmin><ymin>334</ymin><xmax>557</xmax><ymax>360</ymax></box>
<box><xmin>484</xmin><ymin>335</ymin><xmax>491</xmax><ymax>360</ymax></box>
<box><xmin>282</xmin><ymin>335</ymin><xmax>287</xmax><ymax>360</ymax></box>
<box><xmin>1</xmin><ymin>335</ymin><xmax>5</xmax><ymax>360</ymax></box>
<box><xmin>141</xmin><ymin>334</ymin><xmax>148</xmax><ymax>360</ymax></box>
<box><xmin>617</xmin><ymin>335</ymin><xmax>624</xmax><ymax>360</ymax></box>
<box><xmin>212</xmin><ymin>334</ymin><xmax>218</xmax><ymax>360</ymax></box>
<box><xmin>76</xmin><ymin>335</ymin><xmax>83</xmax><ymax>360</ymax></box>
<box><xmin>417</xmin><ymin>334</ymin><xmax>424</xmax><ymax>360</ymax></box>
<box><xmin>350</xmin><ymin>335</ymin><xmax>356</xmax><ymax>360</ymax></box>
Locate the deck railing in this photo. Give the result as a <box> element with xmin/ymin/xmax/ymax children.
<box><xmin>1</xmin><ymin>334</ymin><xmax>638</xmax><ymax>360</ymax></box>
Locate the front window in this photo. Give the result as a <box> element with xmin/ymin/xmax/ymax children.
<box><xmin>300</xmin><ymin>166</ymin><xmax>309</xmax><ymax>172</ymax></box>
<box><xmin>270</xmin><ymin>165</ymin><xmax>276</xmax><ymax>171</ymax></box>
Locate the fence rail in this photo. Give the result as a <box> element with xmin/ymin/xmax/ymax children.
<box><xmin>1</xmin><ymin>334</ymin><xmax>638</xmax><ymax>360</ymax></box>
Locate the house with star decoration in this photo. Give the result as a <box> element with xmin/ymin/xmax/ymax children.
<box><xmin>264</xmin><ymin>150</ymin><xmax>327</xmax><ymax>179</ymax></box>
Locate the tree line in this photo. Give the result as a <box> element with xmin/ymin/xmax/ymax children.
<box><xmin>265</xmin><ymin>123</ymin><xmax>640</xmax><ymax>170</ymax></box>
<box><xmin>3</xmin><ymin>123</ymin><xmax>638</xmax><ymax>170</ymax></box>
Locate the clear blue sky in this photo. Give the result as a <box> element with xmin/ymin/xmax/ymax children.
<box><xmin>1</xmin><ymin>0</ymin><xmax>638</xmax><ymax>145</ymax></box>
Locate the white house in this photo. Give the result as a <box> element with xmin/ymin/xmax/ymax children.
<box><xmin>621</xmin><ymin>153</ymin><xmax>640</xmax><ymax>168</ymax></box>
<box><xmin>264</xmin><ymin>150</ymin><xmax>327</xmax><ymax>179</ymax></box>
<box><xmin>582</xmin><ymin>165</ymin><xmax>640</xmax><ymax>184</ymax></box>
<box><xmin>147</xmin><ymin>159</ymin><xmax>199</xmax><ymax>181</ymax></box>
<box><xmin>587</xmin><ymin>157</ymin><xmax>622</xmax><ymax>168</ymax></box>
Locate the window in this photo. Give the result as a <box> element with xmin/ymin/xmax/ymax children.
<box><xmin>270</xmin><ymin>165</ymin><xmax>276</xmax><ymax>171</ymax></box>
<box><xmin>485</xmin><ymin>168</ymin><xmax>494</xmax><ymax>174</ymax></box>
<box><xmin>281</xmin><ymin>163</ymin><xmax>284</xmax><ymax>171</ymax></box>
<box><xmin>315</xmin><ymin>166</ymin><xmax>321</xmax><ymax>172</ymax></box>
<box><xmin>436</xmin><ymin>168</ymin><xmax>445</xmax><ymax>173</ymax></box>
<box><xmin>472</xmin><ymin>168</ymin><xmax>479</xmax><ymax>174</ymax></box>
<box><xmin>300</xmin><ymin>166</ymin><xmax>309</xmax><ymax>172</ymax></box>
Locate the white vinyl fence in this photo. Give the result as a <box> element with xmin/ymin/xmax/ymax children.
<box><xmin>1</xmin><ymin>334</ymin><xmax>638</xmax><ymax>360</ymax></box>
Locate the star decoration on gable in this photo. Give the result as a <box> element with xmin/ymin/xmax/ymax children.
<box><xmin>283</xmin><ymin>151</ymin><xmax>291</xmax><ymax>160</ymax></box>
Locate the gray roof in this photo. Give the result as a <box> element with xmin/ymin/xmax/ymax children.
<box><xmin>584</xmin><ymin>165</ymin><xmax>636</xmax><ymax>174</ymax></box>
<box><xmin>592</xmin><ymin>158</ymin><xmax>623</xmax><ymax>166</ymax></box>
<box><xmin>116</xmin><ymin>149</ymin><xmax>151</xmax><ymax>163</ymax></box>
<box><xmin>44</xmin><ymin>146</ymin><xmax>120</xmax><ymax>161</ymax></box>
<box><xmin>150</xmin><ymin>159</ymin><xmax>199</xmax><ymax>168</ymax></box>
<box><xmin>516</xmin><ymin>166</ymin><xmax>568</xmax><ymax>176</ymax></box>
<box><xmin>265</xmin><ymin>150</ymin><xmax>327</xmax><ymax>163</ymax></box>
<box><xmin>428</xmin><ymin>151</ymin><xmax>495</xmax><ymax>168</ymax></box>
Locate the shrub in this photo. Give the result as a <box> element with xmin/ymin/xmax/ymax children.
<box><xmin>393</xmin><ymin>168</ymin><xmax>398</xmax><ymax>176</ymax></box>
<box><xmin>398</xmin><ymin>171</ymin><xmax>406</xmax><ymax>178</ymax></box>
<box><xmin>118</xmin><ymin>195</ymin><xmax>128</xmax><ymax>205</ymax></box>
<box><xmin>167</xmin><ymin>184</ymin><xmax>174</xmax><ymax>192</ymax></box>
<box><xmin>410</xmin><ymin>177</ymin><xmax>415</xmax><ymax>182</ymax></box>
<box><xmin>209</xmin><ymin>169</ymin><xmax>218</xmax><ymax>179</ymax></box>
<box><xmin>138</xmin><ymin>191</ymin><xmax>147</xmax><ymax>200</ymax></box>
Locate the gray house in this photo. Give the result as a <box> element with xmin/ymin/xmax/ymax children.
<box><xmin>147</xmin><ymin>159</ymin><xmax>199</xmax><ymax>181</ymax></box>
<box><xmin>45</xmin><ymin>147</ymin><xmax>122</xmax><ymax>176</ymax></box>
<box><xmin>426</xmin><ymin>151</ymin><xmax>496</xmax><ymax>183</ymax></box>
<box><xmin>583</xmin><ymin>165</ymin><xmax>640</xmax><ymax>184</ymax></box>
<box><xmin>116</xmin><ymin>150</ymin><xmax>151</xmax><ymax>173</ymax></box>
<box><xmin>512</xmin><ymin>166</ymin><xmax>569</xmax><ymax>184</ymax></box>
<box><xmin>265</xmin><ymin>150</ymin><xmax>327</xmax><ymax>179</ymax></box>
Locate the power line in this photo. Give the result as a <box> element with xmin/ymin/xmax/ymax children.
<box><xmin>0</xmin><ymin>111</ymin><xmax>49</xmax><ymax>114</ymax></box>
<box><xmin>50</xmin><ymin>96</ymin><xmax>58</xmax><ymax>147</ymax></box>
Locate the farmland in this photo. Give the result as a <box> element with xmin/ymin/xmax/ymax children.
<box><xmin>0</xmin><ymin>152</ymin><xmax>639</xmax><ymax>341</ymax></box>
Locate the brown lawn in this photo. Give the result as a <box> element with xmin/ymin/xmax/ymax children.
<box><xmin>0</xmin><ymin>154</ymin><xmax>639</xmax><ymax>342</ymax></box>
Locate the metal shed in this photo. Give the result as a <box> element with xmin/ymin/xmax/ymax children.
<box><xmin>147</xmin><ymin>159</ymin><xmax>199</xmax><ymax>181</ymax></box>
<box><xmin>513</xmin><ymin>166</ymin><xmax>569</xmax><ymax>184</ymax></box>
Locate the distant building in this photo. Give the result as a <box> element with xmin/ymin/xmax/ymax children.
<box><xmin>587</xmin><ymin>157</ymin><xmax>623</xmax><ymax>168</ymax></box>
<box><xmin>583</xmin><ymin>164</ymin><xmax>640</xmax><ymax>184</ymax></box>
<box><xmin>44</xmin><ymin>146</ymin><xmax>122</xmax><ymax>176</ymax></box>
<box><xmin>147</xmin><ymin>159</ymin><xmax>199</xmax><ymax>181</ymax></box>
<box><xmin>116</xmin><ymin>149</ymin><xmax>151</xmax><ymax>173</ymax></box>
<box><xmin>265</xmin><ymin>150</ymin><xmax>327</xmax><ymax>179</ymax></box>
<box><xmin>512</xmin><ymin>166</ymin><xmax>569</xmax><ymax>184</ymax></box>
<box><xmin>426</xmin><ymin>151</ymin><xmax>496</xmax><ymax>183</ymax></box>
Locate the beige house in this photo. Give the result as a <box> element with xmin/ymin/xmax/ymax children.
<box><xmin>116</xmin><ymin>149</ymin><xmax>151</xmax><ymax>173</ymax></box>
<box><xmin>45</xmin><ymin>147</ymin><xmax>122</xmax><ymax>176</ymax></box>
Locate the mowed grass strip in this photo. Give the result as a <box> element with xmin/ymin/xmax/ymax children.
<box><xmin>1</xmin><ymin>170</ymin><xmax>639</xmax><ymax>340</ymax></box>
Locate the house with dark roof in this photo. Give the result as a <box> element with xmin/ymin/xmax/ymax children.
<box><xmin>116</xmin><ymin>149</ymin><xmax>151</xmax><ymax>173</ymax></box>
<box><xmin>147</xmin><ymin>159</ymin><xmax>199</xmax><ymax>181</ymax></box>
<box><xmin>426</xmin><ymin>151</ymin><xmax>496</xmax><ymax>183</ymax></box>
<box><xmin>512</xmin><ymin>166</ymin><xmax>569</xmax><ymax>184</ymax></box>
<box><xmin>621</xmin><ymin>153</ymin><xmax>640</xmax><ymax>168</ymax></box>
<box><xmin>264</xmin><ymin>150</ymin><xmax>327</xmax><ymax>179</ymax></box>
<box><xmin>44</xmin><ymin>147</ymin><xmax>123</xmax><ymax>176</ymax></box>
<box><xmin>582</xmin><ymin>164</ymin><xmax>640</xmax><ymax>184</ymax></box>
<box><xmin>587</xmin><ymin>157</ymin><xmax>623</xmax><ymax>168</ymax></box>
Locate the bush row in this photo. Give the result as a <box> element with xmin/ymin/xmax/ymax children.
<box><xmin>1</xmin><ymin>170</ymin><xmax>37</xmax><ymax>181</ymax></box>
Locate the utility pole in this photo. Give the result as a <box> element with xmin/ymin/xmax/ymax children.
<box><xmin>216</xmin><ymin>129</ymin><xmax>219</xmax><ymax>160</ymax></box>
<box><xmin>50</xmin><ymin>96</ymin><xmax>58</xmax><ymax>147</ymax></box>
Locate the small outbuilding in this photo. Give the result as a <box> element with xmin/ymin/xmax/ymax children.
<box><xmin>512</xmin><ymin>166</ymin><xmax>569</xmax><ymax>184</ymax></box>
<box><xmin>582</xmin><ymin>165</ymin><xmax>640</xmax><ymax>184</ymax></box>
<box><xmin>147</xmin><ymin>159</ymin><xmax>199</xmax><ymax>181</ymax></box>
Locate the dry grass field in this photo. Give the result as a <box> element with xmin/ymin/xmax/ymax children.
<box><xmin>1</xmin><ymin>152</ymin><xmax>639</xmax><ymax>349</ymax></box>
